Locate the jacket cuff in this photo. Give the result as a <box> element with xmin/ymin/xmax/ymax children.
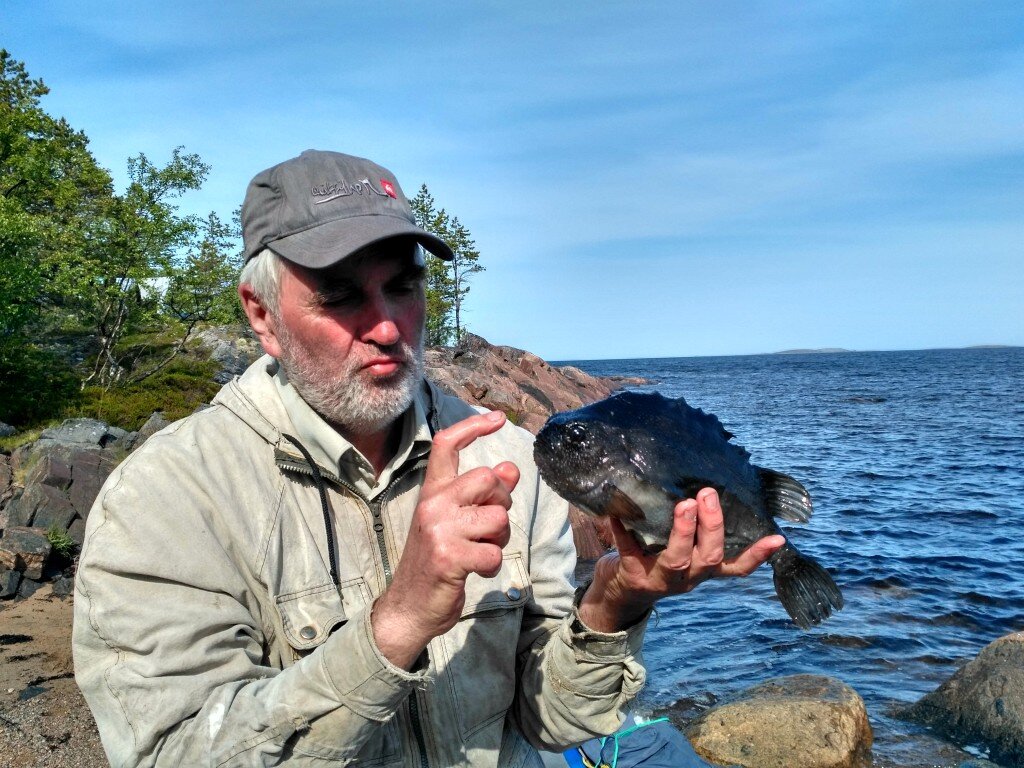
<box><xmin>320</xmin><ymin>607</ymin><xmax>431</xmax><ymax>722</ymax></box>
<box><xmin>565</xmin><ymin>604</ymin><xmax>648</xmax><ymax>663</ymax></box>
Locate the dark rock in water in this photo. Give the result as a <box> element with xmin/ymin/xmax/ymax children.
<box><xmin>897</xmin><ymin>632</ymin><xmax>1024</xmax><ymax>768</ymax></box>
<box><xmin>843</xmin><ymin>396</ymin><xmax>887</xmax><ymax>404</ymax></box>
<box><xmin>685</xmin><ymin>674</ymin><xmax>872</xmax><ymax>768</ymax></box>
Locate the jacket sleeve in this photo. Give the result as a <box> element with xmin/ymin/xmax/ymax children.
<box><xmin>73</xmin><ymin>452</ymin><xmax>424</xmax><ymax>768</ymax></box>
<box><xmin>509</xmin><ymin>474</ymin><xmax>648</xmax><ymax>750</ymax></box>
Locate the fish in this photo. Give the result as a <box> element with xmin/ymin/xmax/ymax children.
<box><xmin>533</xmin><ymin>390</ymin><xmax>843</xmax><ymax>629</ymax></box>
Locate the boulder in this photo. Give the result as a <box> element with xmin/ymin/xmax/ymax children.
<box><xmin>0</xmin><ymin>566</ymin><xmax>21</xmax><ymax>598</ymax></box>
<box><xmin>194</xmin><ymin>325</ymin><xmax>262</xmax><ymax>384</ymax></box>
<box><xmin>10</xmin><ymin>483</ymin><xmax>77</xmax><ymax>530</ymax></box>
<box><xmin>0</xmin><ymin>526</ymin><xmax>52</xmax><ymax>581</ymax></box>
<box><xmin>37</xmin><ymin>418</ymin><xmax>120</xmax><ymax>450</ymax></box>
<box><xmin>0</xmin><ymin>454</ymin><xmax>13</xmax><ymax>511</ymax></box>
<box><xmin>426</xmin><ymin>333</ymin><xmax>635</xmax><ymax>436</ymax></box>
<box><xmin>0</xmin><ymin>421</ymin><xmax>15</xmax><ymax>437</ymax></box>
<box><xmin>67</xmin><ymin>447</ymin><xmax>117</xmax><ymax>517</ymax></box>
<box><xmin>685</xmin><ymin>674</ymin><xmax>872</xmax><ymax>768</ymax></box>
<box><xmin>898</xmin><ymin>633</ymin><xmax>1024</xmax><ymax>768</ymax></box>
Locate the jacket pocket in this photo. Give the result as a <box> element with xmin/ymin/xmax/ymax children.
<box><xmin>276</xmin><ymin>578</ymin><xmax>402</xmax><ymax>765</ymax></box>
<box><xmin>277</xmin><ymin>578</ymin><xmax>371</xmax><ymax>653</ymax></box>
<box><xmin>440</xmin><ymin>552</ymin><xmax>532</xmax><ymax>741</ymax></box>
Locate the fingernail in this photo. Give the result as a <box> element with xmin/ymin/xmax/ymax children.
<box><xmin>486</xmin><ymin>411</ymin><xmax>505</xmax><ymax>423</ymax></box>
<box><xmin>702</xmin><ymin>490</ymin><xmax>720</xmax><ymax>511</ymax></box>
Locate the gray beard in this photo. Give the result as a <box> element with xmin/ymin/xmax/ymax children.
<box><xmin>277</xmin><ymin>330</ymin><xmax>424</xmax><ymax>436</ymax></box>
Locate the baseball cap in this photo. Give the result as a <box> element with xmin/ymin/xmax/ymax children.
<box><xmin>241</xmin><ymin>150</ymin><xmax>454</xmax><ymax>267</ymax></box>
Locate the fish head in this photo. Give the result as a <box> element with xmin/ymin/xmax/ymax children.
<box><xmin>533</xmin><ymin>409</ymin><xmax>630</xmax><ymax>512</ymax></box>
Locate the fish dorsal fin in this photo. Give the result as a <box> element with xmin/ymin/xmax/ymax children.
<box><xmin>759</xmin><ymin>468</ymin><xmax>813</xmax><ymax>523</ymax></box>
<box><xmin>604</xmin><ymin>484</ymin><xmax>645</xmax><ymax>521</ymax></box>
<box><xmin>672</xmin><ymin>399</ymin><xmax>750</xmax><ymax>463</ymax></box>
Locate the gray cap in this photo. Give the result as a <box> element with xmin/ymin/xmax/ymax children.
<box><xmin>241</xmin><ymin>149</ymin><xmax>454</xmax><ymax>266</ymax></box>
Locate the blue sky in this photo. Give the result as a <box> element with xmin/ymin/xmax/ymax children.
<box><xmin>5</xmin><ymin>2</ymin><xmax>1023</xmax><ymax>359</ymax></box>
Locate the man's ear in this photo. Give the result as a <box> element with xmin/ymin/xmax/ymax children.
<box><xmin>238</xmin><ymin>284</ymin><xmax>284</xmax><ymax>359</ymax></box>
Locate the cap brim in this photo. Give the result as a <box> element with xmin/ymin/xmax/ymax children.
<box><xmin>264</xmin><ymin>213</ymin><xmax>454</xmax><ymax>267</ymax></box>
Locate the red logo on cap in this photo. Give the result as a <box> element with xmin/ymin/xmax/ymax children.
<box><xmin>381</xmin><ymin>179</ymin><xmax>397</xmax><ymax>199</ymax></box>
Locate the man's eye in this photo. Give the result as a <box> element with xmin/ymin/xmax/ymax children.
<box><xmin>320</xmin><ymin>292</ymin><xmax>360</xmax><ymax>307</ymax></box>
<box><xmin>386</xmin><ymin>277</ymin><xmax>423</xmax><ymax>296</ymax></box>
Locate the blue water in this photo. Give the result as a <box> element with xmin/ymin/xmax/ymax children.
<box><xmin>557</xmin><ymin>347</ymin><xmax>1024</xmax><ymax>768</ymax></box>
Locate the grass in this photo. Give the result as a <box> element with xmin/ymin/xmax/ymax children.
<box><xmin>46</xmin><ymin>525</ymin><xmax>77</xmax><ymax>558</ymax></box>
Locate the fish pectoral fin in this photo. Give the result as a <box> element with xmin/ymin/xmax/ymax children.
<box><xmin>603</xmin><ymin>484</ymin><xmax>646</xmax><ymax>521</ymax></box>
<box><xmin>759</xmin><ymin>468</ymin><xmax>813</xmax><ymax>523</ymax></box>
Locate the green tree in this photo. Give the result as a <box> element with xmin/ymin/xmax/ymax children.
<box><xmin>409</xmin><ymin>184</ymin><xmax>484</xmax><ymax>345</ymax></box>
<box><xmin>410</xmin><ymin>184</ymin><xmax>455</xmax><ymax>345</ymax></box>
<box><xmin>445</xmin><ymin>215</ymin><xmax>483</xmax><ymax>342</ymax></box>
<box><xmin>70</xmin><ymin>148</ymin><xmax>210</xmax><ymax>389</ymax></box>
<box><xmin>0</xmin><ymin>49</ymin><xmax>112</xmax><ymax>423</ymax></box>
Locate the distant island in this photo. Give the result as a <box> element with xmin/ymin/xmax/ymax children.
<box><xmin>773</xmin><ymin>348</ymin><xmax>853</xmax><ymax>354</ymax></box>
<box><xmin>771</xmin><ymin>345</ymin><xmax>1019</xmax><ymax>355</ymax></box>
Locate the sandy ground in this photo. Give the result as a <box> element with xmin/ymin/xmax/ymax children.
<box><xmin>0</xmin><ymin>585</ymin><xmax>108</xmax><ymax>768</ymax></box>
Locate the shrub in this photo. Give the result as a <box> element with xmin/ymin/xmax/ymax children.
<box><xmin>46</xmin><ymin>524</ymin><xmax>76</xmax><ymax>558</ymax></box>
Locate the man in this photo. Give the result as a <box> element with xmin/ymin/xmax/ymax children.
<box><xmin>73</xmin><ymin>150</ymin><xmax>783</xmax><ymax>767</ymax></box>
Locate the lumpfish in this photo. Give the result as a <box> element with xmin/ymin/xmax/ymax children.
<box><xmin>533</xmin><ymin>391</ymin><xmax>843</xmax><ymax>629</ymax></box>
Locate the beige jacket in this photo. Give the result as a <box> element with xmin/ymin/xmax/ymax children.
<box><xmin>73</xmin><ymin>357</ymin><xmax>647</xmax><ymax>767</ymax></box>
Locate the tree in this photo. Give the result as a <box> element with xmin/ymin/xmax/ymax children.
<box><xmin>409</xmin><ymin>184</ymin><xmax>484</xmax><ymax>345</ymax></box>
<box><xmin>69</xmin><ymin>148</ymin><xmax>211</xmax><ymax>389</ymax></box>
<box><xmin>129</xmin><ymin>211</ymin><xmax>242</xmax><ymax>384</ymax></box>
<box><xmin>0</xmin><ymin>49</ymin><xmax>112</xmax><ymax>423</ymax></box>
<box><xmin>445</xmin><ymin>215</ymin><xmax>484</xmax><ymax>342</ymax></box>
<box><xmin>410</xmin><ymin>184</ymin><xmax>456</xmax><ymax>345</ymax></box>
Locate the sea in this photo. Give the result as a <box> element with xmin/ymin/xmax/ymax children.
<box><xmin>556</xmin><ymin>347</ymin><xmax>1023</xmax><ymax>768</ymax></box>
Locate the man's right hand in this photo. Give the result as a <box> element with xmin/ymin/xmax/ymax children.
<box><xmin>371</xmin><ymin>410</ymin><xmax>520</xmax><ymax>669</ymax></box>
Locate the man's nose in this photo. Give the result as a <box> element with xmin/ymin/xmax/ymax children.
<box><xmin>362</xmin><ymin>296</ymin><xmax>401</xmax><ymax>346</ymax></box>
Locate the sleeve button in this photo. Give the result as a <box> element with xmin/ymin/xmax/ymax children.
<box><xmin>299</xmin><ymin>625</ymin><xmax>317</xmax><ymax>640</ymax></box>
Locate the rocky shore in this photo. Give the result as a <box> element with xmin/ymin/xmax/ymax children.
<box><xmin>0</xmin><ymin>332</ymin><xmax>1019</xmax><ymax>767</ymax></box>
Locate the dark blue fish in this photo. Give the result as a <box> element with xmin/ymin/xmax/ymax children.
<box><xmin>534</xmin><ymin>391</ymin><xmax>843</xmax><ymax>629</ymax></box>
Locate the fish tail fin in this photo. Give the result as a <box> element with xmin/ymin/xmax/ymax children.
<box><xmin>759</xmin><ymin>467</ymin><xmax>813</xmax><ymax>522</ymax></box>
<box><xmin>770</xmin><ymin>544</ymin><xmax>844</xmax><ymax>629</ymax></box>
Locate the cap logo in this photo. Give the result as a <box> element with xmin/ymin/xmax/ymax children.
<box><xmin>380</xmin><ymin>179</ymin><xmax>397</xmax><ymax>198</ymax></box>
<box><xmin>311</xmin><ymin>177</ymin><xmax>389</xmax><ymax>205</ymax></box>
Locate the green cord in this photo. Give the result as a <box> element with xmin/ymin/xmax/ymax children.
<box><xmin>597</xmin><ymin>717</ymin><xmax>670</xmax><ymax>768</ymax></box>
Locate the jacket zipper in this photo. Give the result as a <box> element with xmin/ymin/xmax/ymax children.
<box><xmin>276</xmin><ymin>451</ymin><xmax>432</xmax><ymax>767</ymax></box>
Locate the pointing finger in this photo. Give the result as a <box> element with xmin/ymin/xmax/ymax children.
<box><xmin>492</xmin><ymin>461</ymin><xmax>521</xmax><ymax>495</ymax></box>
<box><xmin>424</xmin><ymin>411</ymin><xmax>506</xmax><ymax>484</ymax></box>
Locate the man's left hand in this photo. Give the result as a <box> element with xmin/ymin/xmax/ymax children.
<box><xmin>578</xmin><ymin>488</ymin><xmax>785</xmax><ymax>633</ymax></box>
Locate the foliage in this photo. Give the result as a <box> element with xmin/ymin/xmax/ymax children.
<box><xmin>71</xmin><ymin>147</ymin><xmax>212</xmax><ymax>389</ymax></box>
<box><xmin>409</xmin><ymin>184</ymin><xmax>484</xmax><ymax>345</ymax></box>
<box><xmin>76</xmin><ymin>354</ymin><xmax>222</xmax><ymax>430</ymax></box>
<box><xmin>0</xmin><ymin>340</ymin><xmax>80</xmax><ymax>425</ymax></box>
<box><xmin>0</xmin><ymin>50</ymin><xmax>243</xmax><ymax>426</ymax></box>
<box><xmin>46</xmin><ymin>524</ymin><xmax>76</xmax><ymax>558</ymax></box>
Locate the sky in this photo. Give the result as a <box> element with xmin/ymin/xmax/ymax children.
<box><xmin>5</xmin><ymin>1</ymin><xmax>1023</xmax><ymax>360</ymax></box>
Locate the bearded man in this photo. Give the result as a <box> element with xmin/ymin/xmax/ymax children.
<box><xmin>73</xmin><ymin>150</ymin><xmax>782</xmax><ymax>767</ymax></box>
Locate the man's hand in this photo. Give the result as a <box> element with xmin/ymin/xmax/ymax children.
<box><xmin>578</xmin><ymin>488</ymin><xmax>785</xmax><ymax>633</ymax></box>
<box><xmin>371</xmin><ymin>411</ymin><xmax>520</xmax><ymax>669</ymax></box>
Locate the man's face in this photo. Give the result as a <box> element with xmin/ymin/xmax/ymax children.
<box><xmin>271</xmin><ymin>240</ymin><xmax>427</xmax><ymax>436</ymax></box>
